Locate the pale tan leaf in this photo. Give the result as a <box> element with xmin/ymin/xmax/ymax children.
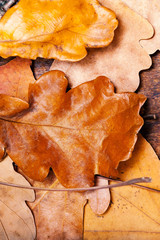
<box><xmin>122</xmin><ymin>0</ymin><xmax>160</xmax><ymax>54</ymax></box>
<box><xmin>27</xmin><ymin>173</ymin><xmax>87</xmax><ymax>240</ymax></box>
<box><xmin>51</xmin><ymin>0</ymin><xmax>153</xmax><ymax>92</ymax></box>
<box><xmin>0</xmin><ymin>156</ymin><xmax>36</xmax><ymax>240</ymax></box>
<box><xmin>26</xmin><ymin>173</ymin><xmax>110</xmax><ymax>240</ymax></box>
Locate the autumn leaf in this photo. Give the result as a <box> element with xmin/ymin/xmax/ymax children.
<box><xmin>0</xmin><ymin>57</ymin><xmax>34</xmax><ymax>102</ymax></box>
<box><xmin>0</xmin><ymin>0</ymin><xmax>118</xmax><ymax>61</ymax></box>
<box><xmin>84</xmin><ymin>135</ymin><xmax>160</xmax><ymax>240</ymax></box>
<box><xmin>122</xmin><ymin>0</ymin><xmax>160</xmax><ymax>54</ymax></box>
<box><xmin>19</xmin><ymin>172</ymin><xmax>110</xmax><ymax>240</ymax></box>
<box><xmin>26</xmin><ymin>173</ymin><xmax>87</xmax><ymax>240</ymax></box>
<box><xmin>51</xmin><ymin>0</ymin><xmax>153</xmax><ymax>92</ymax></box>
<box><xmin>0</xmin><ymin>70</ymin><xmax>145</xmax><ymax>187</ymax></box>
<box><xmin>0</xmin><ymin>156</ymin><xmax>36</xmax><ymax>240</ymax></box>
<box><xmin>0</xmin><ymin>57</ymin><xmax>111</xmax><ymax>239</ymax></box>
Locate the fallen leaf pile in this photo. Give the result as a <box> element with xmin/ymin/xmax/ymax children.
<box><xmin>0</xmin><ymin>0</ymin><xmax>160</xmax><ymax>239</ymax></box>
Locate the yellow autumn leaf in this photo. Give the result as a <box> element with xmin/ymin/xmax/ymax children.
<box><xmin>0</xmin><ymin>0</ymin><xmax>118</xmax><ymax>61</ymax></box>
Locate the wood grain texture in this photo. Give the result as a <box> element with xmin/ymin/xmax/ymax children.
<box><xmin>139</xmin><ymin>51</ymin><xmax>160</xmax><ymax>158</ymax></box>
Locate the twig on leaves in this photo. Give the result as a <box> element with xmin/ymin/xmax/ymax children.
<box><xmin>0</xmin><ymin>177</ymin><xmax>152</xmax><ymax>192</ymax></box>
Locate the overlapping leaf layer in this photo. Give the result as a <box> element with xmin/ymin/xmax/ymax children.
<box><xmin>0</xmin><ymin>70</ymin><xmax>145</xmax><ymax>188</ymax></box>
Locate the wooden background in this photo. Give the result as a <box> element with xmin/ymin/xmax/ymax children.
<box><xmin>0</xmin><ymin>51</ymin><xmax>159</xmax><ymax>159</ymax></box>
<box><xmin>139</xmin><ymin>51</ymin><xmax>160</xmax><ymax>159</ymax></box>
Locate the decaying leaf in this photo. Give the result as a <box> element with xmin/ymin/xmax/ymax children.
<box><xmin>0</xmin><ymin>156</ymin><xmax>36</xmax><ymax>240</ymax></box>
<box><xmin>22</xmin><ymin>172</ymin><xmax>109</xmax><ymax>240</ymax></box>
<box><xmin>84</xmin><ymin>135</ymin><xmax>160</xmax><ymax>240</ymax></box>
<box><xmin>0</xmin><ymin>70</ymin><xmax>145</xmax><ymax>187</ymax></box>
<box><xmin>0</xmin><ymin>57</ymin><xmax>34</xmax><ymax>101</ymax></box>
<box><xmin>0</xmin><ymin>0</ymin><xmax>118</xmax><ymax>61</ymax></box>
<box><xmin>51</xmin><ymin>0</ymin><xmax>153</xmax><ymax>92</ymax></box>
<box><xmin>27</xmin><ymin>173</ymin><xmax>87</xmax><ymax>240</ymax></box>
<box><xmin>122</xmin><ymin>0</ymin><xmax>160</xmax><ymax>54</ymax></box>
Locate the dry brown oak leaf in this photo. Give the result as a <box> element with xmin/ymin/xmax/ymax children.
<box><xmin>0</xmin><ymin>57</ymin><xmax>111</xmax><ymax>239</ymax></box>
<box><xmin>0</xmin><ymin>57</ymin><xmax>110</xmax><ymax>240</ymax></box>
<box><xmin>122</xmin><ymin>0</ymin><xmax>160</xmax><ymax>54</ymax></box>
<box><xmin>23</xmin><ymin>173</ymin><xmax>110</xmax><ymax>240</ymax></box>
<box><xmin>51</xmin><ymin>0</ymin><xmax>153</xmax><ymax>92</ymax></box>
<box><xmin>0</xmin><ymin>57</ymin><xmax>34</xmax><ymax>102</ymax></box>
<box><xmin>0</xmin><ymin>156</ymin><xmax>36</xmax><ymax>240</ymax></box>
<box><xmin>84</xmin><ymin>135</ymin><xmax>160</xmax><ymax>240</ymax></box>
<box><xmin>0</xmin><ymin>70</ymin><xmax>146</xmax><ymax>188</ymax></box>
<box><xmin>0</xmin><ymin>0</ymin><xmax>118</xmax><ymax>61</ymax></box>
<box><xmin>29</xmin><ymin>175</ymin><xmax>87</xmax><ymax>240</ymax></box>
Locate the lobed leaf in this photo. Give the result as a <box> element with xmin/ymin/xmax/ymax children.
<box><xmin>0</xmin><ymin>0</ymin><xmax>118</xmax><ymax>61</ymax></box>
<box><xmin>0</xmin><ymin>58</ymin><xmax>111</xmax><ymax>239</ymax></box>
<box><xmin>28</xmin><ymin>173</ymin><xmax>87</xmax><ymax>240</ymax></box>
<box><xmin>23</xmin><ymin>172</ymin><xmax>110</xmax><ymax>240</ymax></box>
<box><xmin>0</xmin><ymin>70</ymin><xmax>146</xmax><ymax>188</ymax></box>
<box><xmin>122</xmin><ymin>0</ymin><xmax>160</xmax><ymax>54</ymax></box>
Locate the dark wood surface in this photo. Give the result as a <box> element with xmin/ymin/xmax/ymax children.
<box><xmin>0</xmin><ymin>51</ymin><xmax>159</xmax><ymax>159</ymax></box>
<box><xmin>139</xmin><ymin>51</ymin><xmax>160</xmax><ymax>159</ymax></box>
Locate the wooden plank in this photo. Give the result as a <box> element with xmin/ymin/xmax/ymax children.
<box><xmin>139</xmin><ymin>51</ymin><xmax>160</xmax><ymax>158</ymax></box>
